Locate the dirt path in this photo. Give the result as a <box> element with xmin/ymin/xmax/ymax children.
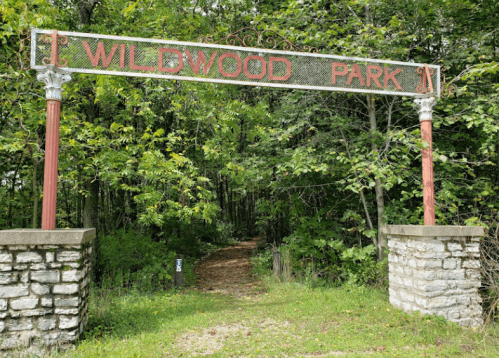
<box><xmin>194</xmin><ymin>237</ymin><xmax>263</xmax><ymax>297</ymax></box>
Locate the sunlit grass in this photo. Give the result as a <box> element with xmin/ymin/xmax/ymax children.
<box><xmin>41</xmin><ymin>282</ymin><xmax>499</xmax><ymax>357</ymax></box>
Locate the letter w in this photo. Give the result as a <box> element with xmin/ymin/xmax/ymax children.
<box><xmin>186</xmin><ymin>50</ymin><xmax>217</xmax><ymax>74</ymax></box>
<box><xmin>83</xmin><ymin>41</ymin><xmax>118</xmax><ymax>68</ymax></box>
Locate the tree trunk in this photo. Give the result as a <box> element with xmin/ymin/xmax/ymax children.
<box><xmin>367</xmin><ymin>94</ymin><xmax>386</xmax><ymax>260</ymax></box>
<box><xmin>225</xmin><ymin>178</ymin><xmax>233</xmax><ymax>225</ymax></box>
<box><xmin>235</xmin><ymin>198</ymin><xmax>239</xmax><ymax>233</ymax></box>
<box><xmin>219</xmin><ymin>175</ymin><xmax>225</xmax><ymax>218</ymax></box>
<box><xmin>75</xmin><ymin>169</ymin><xmax>82</xmax><ymax>227</ymax></box>
<box><xmin>273</xmin><ymin>250</ymin><xmax>282</xmax><ymax>277</ymax></box>
<box><xmin>100</xmin><ymin>183</ymin><xmax>107</xmax><ymax>236</ymax></box>
<box><xmin>32</xmin><ymin>161</ymin><xmax>39</xmax><ymax>228</ymax></box>
<box><xmin>76</xmin><ymin>191</ymin><xmax>82</xmax><ymax>228</ymax></box>
<box><xmin>77</xmin><ymin>0</ymin><xmax>99</xmax><ymax>26</ymax></box>
<box><xmin>83</xmin><ymin>179</ymin><xmax>99</xmax><ymax>281</ymax></box>
<box><xmin>7</xmin><ymin>153</ymin><xmax>23</xmax><ymax>228</ymax></box>
<box><xmin>339</xmin><ymin>126</ymin><xmax>375</xmax><ymax>245</ymax></box>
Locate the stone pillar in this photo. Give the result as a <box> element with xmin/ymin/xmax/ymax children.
<box><xmin>382</xmin><ymin>225</ymin><xmax>483</xmax><ymax>327</ymax></box>
<box><xmin>383</xmin><ymin>225</ymin><xmax>484</xmax><ymax>327</ymax></box>
<box><xmin>0</xmin><ymin>229</ymin><xmax>95</xmax><ymax>349</ymax></box>
<box><xmin>36</xmin><ymin>65</ymin><xmax>72</xmax><ymax>230</ymax></box>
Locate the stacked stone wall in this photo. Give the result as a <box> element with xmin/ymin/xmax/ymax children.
<box><xmin>0</xmin><ymin>242</ymin><xmax>91</xmax><ymax>349</ymax></box>
<box><xmin>386</xmin><ymin>230</ymin><xmax>483</xmax><ymax>327</ymax></box>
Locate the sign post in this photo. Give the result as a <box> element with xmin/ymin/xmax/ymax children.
<box><xmin>35</xmin><ymin>30</ymin><xmax>72</xmax><ymax>230</ymax></box>
<box><xmin>174</xmin><ymin>256</ymin><xmax>184</xmax><ymax>287</ymax></box>
<box><xmin>415</xmin><ymin>95</ymin><xmax>437</xmax><ymax>225</ymax></box>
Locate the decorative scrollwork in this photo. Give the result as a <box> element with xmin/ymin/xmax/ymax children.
<box><xmin>440</xmin><ymin>66</ymin><xmax>456</xmax><ymax>98</ymax></box>
<box><xmin>16</xmin><ymin>29</ymin><xmax>31</xmax><ymax>70</ymax></box>
<box><xmin>416</xmin><ymin>65</ymin><xmax>434</xmax><ymax>94</ymax></box>
<box><xmin>199</xmin><ymin>27</ymin><xmax>318</xmax><ymax>53</ymax></box>
<box><xmin>41</xmin><ymin>30</ymin><xmax>68</xmax><ymax>67</ymax></box>
<box><xmin>41</xmin><ymin>33</ymin><xmax>52</xmax><ymax>65</ymax></box>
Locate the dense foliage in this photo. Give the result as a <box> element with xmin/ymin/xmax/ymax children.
<box><xmin>1</xmin><ymin>0</ymin><xmax>498</xmax><ymax>291</ymax></box>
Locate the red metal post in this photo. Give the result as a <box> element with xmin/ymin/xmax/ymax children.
<box><xmin>37</xmin><ymin>65</ymin><xmax>72</xmax><ymax>230</ymax></box>
<box><xmin>38</xmin><ymin>29</ymin><xmax>71</xmax><ymax>230</ymax></box>
<box><xmin>421</xmin><ymin>119</ymin><xmax>435</xmax><ymax>225</ymax></box>
<box><xmin>41</xmin><ymin>99</ymin><xmax>62</xmax><ymax>230</ymax></box>
<box><xmin>415</xmin><ymin>96</ymin><xmax>437</xmax><ymax>225</ymax></box>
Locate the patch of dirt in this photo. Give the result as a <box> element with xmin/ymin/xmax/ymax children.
<box><xmin>174</xmin><ymin>315</ymin><xmax>350</xmax><ymax>357</ymax></box>
<box><xmin>301</xmin><ymin>351</ymin><xmax>347</xmax><ymax>357</ymax></box>
<box><xmin>194</xmin><ymin>237</ymin><xmax>263</xmax><ymax>297</ymax></box>
<box><xmin>175</xmin><ymin>319</ymin><xmax>297</xmax><ymax>357</ymax></box>
<box><xmin>175</xmin><ymin>323</ymin><xmax>248</xmax><ymax>356</ymax></box>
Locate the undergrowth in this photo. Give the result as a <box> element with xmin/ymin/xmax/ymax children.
<box><xmin>43</xmin><ymin>282</ymin><xmax>499</xmax><ymax>357</ymax></box>
<box><xmin>94</xmin><ymin>228</ymin><xmax>244</xmax><ymax>291</ymax></box>
<box><xmin>251</xmin><ymin>240</ymin><xmax>388</xmax><ymax>290</ymax></box>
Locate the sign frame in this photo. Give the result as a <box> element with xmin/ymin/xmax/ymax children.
<box><xmin>30</xmin><ymin>28</ymin><xmax>440</xmax><ymax>97</ymax></box>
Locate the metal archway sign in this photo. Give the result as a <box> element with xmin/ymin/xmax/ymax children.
<box><xmin>30</xmin><ymin>28</ymin><xmax>439</xmax><ymax>230</ymax></box>
<box><xmin>31</xmin><ymin>28</ymin><xmax>440</xmax><ymax>97</ymax></box>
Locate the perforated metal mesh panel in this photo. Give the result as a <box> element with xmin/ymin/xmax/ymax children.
<box><xmin>31</xmin><ymin>29</ymin><xmax>440</xmax><ymax>97</ymax></box>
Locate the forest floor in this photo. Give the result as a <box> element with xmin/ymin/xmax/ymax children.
<box><xmin>8</xmin><ymin>238</ymin><xmax>499</xmax><ymax>357</ymax></box>
<box><xmin>194</xmin><ymin>237</ymin><xmax>264</xmax><ymax>297</ymax></box>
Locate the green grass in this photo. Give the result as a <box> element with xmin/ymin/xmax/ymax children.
<box><xmin>43</xmin><ymin>281</ymin><xmax>499</xmax><ymax>357</ymax></box>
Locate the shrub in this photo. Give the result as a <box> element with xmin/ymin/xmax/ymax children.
<box><xmin>251</xmin><ymin>249</ymin><xmax>273</xmax><ymax>276</ymax></box>
<box><xmin>280</xmin><ymin>234</ymin><xmax>387</xmax><ymax>288</ymax></box>
<box><xmin>96</xmin><ymin>229</ymin><xmax>176</xmax><ymax>290</ymax></box>
<box><xmin>477</xmin><ymin>214</ymin><xmax>499</xmax><ymax>324</ymax></box>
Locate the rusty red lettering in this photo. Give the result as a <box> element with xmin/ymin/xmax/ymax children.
<box><xmin>384</xmin><ymin>67</ymin><xmax>402</xmax><ymax>89</ymax></box>
<box><xmin>269</xmin><ymin>57</ymin><xmax>291</xmax><ymax>81</ymax></box>
<box><xmin>366</xmin><ymin>65</ymin><xmax>382</xmax><ymax>88</ymax></box>
<box><xmin>332</xmin><ymin>62</ymin><xmax>348</xmax><ymax>84</ymax></box>
<box><xmin>346</xmin><ymin>64</ymin><xmax>365</xmax><ymax>86</ymax></box>
<box><xmin>219</xmin><ymin>53</ymin><xmax>242</xmax><ymax>78</ymax></box>
<box><xmin>243</xmin><ymin>55</ymin><xmax>266</xmax><ymax>80</ymax></box>
<box><xmin>120</xmin><ymin>44</ymin><xmax>125</xmax><ymax>69</ymax></box>
<box><xmin>158</xmin><ymin>48</ymin><xmax>183</xmax><ymax>73</ymax></box>
<box><xmin>130</xmin><ymin>45</ymin><xmax>155</xmax><ymax>71</ymax></box>
<box><xmin>186</xmin><ymin>50</ymin><xmax>217</xmax><ymax>75</ymax></box>
<box><xmin>83</xmin><ymin>41</ymin><xmax>118</xmax><ymax>68</ymax></box>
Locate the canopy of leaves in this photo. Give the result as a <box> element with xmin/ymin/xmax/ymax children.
<box><xmin>1</xmin><ymin>0</ymin><xmax>498</xmax><ymax>277</ymax></box>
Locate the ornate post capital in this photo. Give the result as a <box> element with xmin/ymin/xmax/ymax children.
<box><xmin>414</xmin><ymin>95</ymin><xmax>437</xmax><ymax>121</ymax></box>
<box><xmin>37</xmin><ymin>64</ymin><xmax>72</xmax><ymax>101</ymax></box>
